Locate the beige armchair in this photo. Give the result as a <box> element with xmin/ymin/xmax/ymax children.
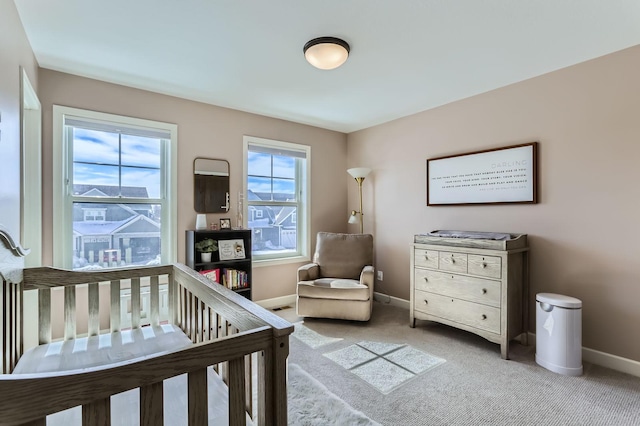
<box><xmin>296</xmin><ymin>232</ymin><xmax>374</xmax><ymax>321</ymax></box>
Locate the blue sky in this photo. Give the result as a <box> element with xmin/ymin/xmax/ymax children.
<box><xmin>73</xmin><ymin>128</ymin><xmax>161</xmax><ymax>198</ymax></box>
<box><xmin>73</xmin><ymin>129</ymin><xmax>298</xmax><ymax>200</ymax></box>
<box><xmin>247</xmin><ymin>152</ymin><xmax>295</xmax><ymax>197</ymax></box>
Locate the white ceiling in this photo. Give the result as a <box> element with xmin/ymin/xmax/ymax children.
<box><xmin>13</xmin><ymin>1</ymin><xmax>640</xmax><ymax>133</ymax></box>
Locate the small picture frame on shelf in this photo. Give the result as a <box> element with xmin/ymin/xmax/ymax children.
<box><xmin>218</xmin><ymin>239</ymin><xmax>246</xmax><ymax>260</ymax></box>
<box><xmin>220</xmin><ymin>218</ymin><xmax>231</xmax><ymax>229</ymax></box>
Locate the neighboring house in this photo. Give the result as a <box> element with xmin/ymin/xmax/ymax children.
<box><xmin>247</xmin><ymin>190</ymin><xmax>297</xmax><ymax>251</ymax></box>
<box><xmin>72</xmin><ymin>185</ymin><xmax>161</xmax><ymax>268</ymax></box>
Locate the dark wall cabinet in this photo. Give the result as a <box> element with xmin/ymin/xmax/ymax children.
<box><xmin>185</xmin><ymin>229</ymin><xmax>252</xmax><ymax>300</ymax></box>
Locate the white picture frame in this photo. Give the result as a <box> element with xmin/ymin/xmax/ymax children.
<box><xmin>427</xmin><ymin>142</ymin><xmax>538</xmax><ymax>205</ymax></box>
<box><xmin>218</xmin><ymin>239</ymin><xmax>246</xmax><ymax>260</ymax></box>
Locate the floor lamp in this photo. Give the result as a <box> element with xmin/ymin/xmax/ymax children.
<box><xmin>347</xmin><ymin>167</ymin><xmax>371</xmax><ymax>234</ymax></box>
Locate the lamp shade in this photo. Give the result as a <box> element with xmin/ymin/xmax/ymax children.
<box><xmin>304</xmin><ymin>37</ymin><xmax>350</xmax><ymax>70</ymax></box>
<box><xmin>347</xmin><ymin>167</ymin><xmax>371</xmax><ymax>179</ymax></box>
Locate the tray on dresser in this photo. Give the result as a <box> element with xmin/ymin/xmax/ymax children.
<box><xmin>414</xmin><ymin>230</ymin><xmax>527</xmax><ymax>251</ymax></box>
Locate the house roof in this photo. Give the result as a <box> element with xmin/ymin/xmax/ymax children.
<box><xmin>73</xmin><ymin>216</ymin><xmax>136</xmax><ymax>236</ymax></box>
<box><xmin>74</xmin><ymin>214</ymin><xmax>160</xmax><ymax>236</ymax></box>
<box><xmin>73</xmin><ymin>184</ymin><xmax>149</xmax><ymax>198</ymax></box>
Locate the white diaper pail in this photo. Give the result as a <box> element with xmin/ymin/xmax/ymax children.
<box><xmin>535</xmin><ymin>293</ymin><xmax>583</xmax><ymax>376</ymax></box>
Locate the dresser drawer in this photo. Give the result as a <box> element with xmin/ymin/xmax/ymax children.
<box><xmin>414</xmin><ymin>269</ymin><xmax>501</xmax><ymax>307</ymax></box>
<box><xmin>438</xmin><ymin>251</ymin><xmax>468</xmax><ymax>273</ymax></box>
<box><xmin>468</xmin><ymin>254</ymin><xmax>502</xmax><ymax>278</ymax></box>
<box><xmin>414</xmin><ymin>248</ymin><xmax>439</xmax><ymax>269</ymax></box>
<box><xmin>414</xmin><ymin>290</ymin><xmax>501</xmax><ymax>334</ymax></box>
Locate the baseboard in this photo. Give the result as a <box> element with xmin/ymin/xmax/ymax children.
<box><xmin>528</xmin><ymin>332</ymin><xmax>640</xmax><ymax>378</ymax></box>
<box><xmin>373</xmin><ymin>292</ymin><xmax>409</xmax><ymax>309</ymax></box>
<box><xmin>255</xmin><ymin>294</ymin><xmax>297</xmax><ymax>310</ymax></box>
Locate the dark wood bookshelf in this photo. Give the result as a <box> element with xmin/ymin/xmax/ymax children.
<box><xmin>185</xmin><ymin>229</ymin><xmax>252</xmax><ymax>300</ymax></box>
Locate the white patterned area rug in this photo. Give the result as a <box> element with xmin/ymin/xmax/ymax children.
<box><xmin>288</xmin><ymin>363</ymin><xmax>381</xmax><ymax>426</ymax></box>
<box><xmin>324</xmin><ymin>341</ymin><xmax>446</xmax><ymax>394</ymax></box>
<box><xmin>291</xmin><ymin>323</ymin><xmax>343</xmax><ymax>349</ymax></box>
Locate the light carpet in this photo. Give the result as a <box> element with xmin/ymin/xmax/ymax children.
<box><xmin>292</xmin><ymin>322</ymin><xmax>343</xmax><ymax>348</ymax></box>
<box><xmin>323</xmin><ymin>341</ymin><xmax>446</xmax><ymax>394</ymax></box>
<box><xmin>288</xmin><ymin>363</ymin><xmax>380</xmax><ymax>426</ymax></box>
<box><xmin>285</xmin><ymin>302</ymin><xmax>640</xmax><ymax>426</ymax></box>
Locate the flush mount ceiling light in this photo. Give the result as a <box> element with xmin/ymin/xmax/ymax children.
<box><xmin>303</xmin><ymin>37</ymin><xmax>350</xmax><ymax>70</ymax></box>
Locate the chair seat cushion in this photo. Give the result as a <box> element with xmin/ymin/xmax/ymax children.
<box><xmin>13</xmin><ymin>324</ymin><xmax>192</xmax><ymax>374</ymax></box>
<box><xmin>297</xmin><ymin>278</ymin><xmax>369</xmax><ymax>301</ymax></box>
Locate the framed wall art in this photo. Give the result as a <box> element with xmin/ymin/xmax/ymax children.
<box><xmin>427</xmin><ymin>142</ymin><xmax>538</xmax><ymax>206</ymax></box>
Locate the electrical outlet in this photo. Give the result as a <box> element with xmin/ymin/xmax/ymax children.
<box><xmin>377</xmin><ymin>270</ymin><xmax>383</xmax><ymax>281</ymax></box>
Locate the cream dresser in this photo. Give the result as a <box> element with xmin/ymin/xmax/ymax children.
<box><xmin>410</xmin><ymin>232</ymin><xmax>529</xmax><ymax>359</ymax></box>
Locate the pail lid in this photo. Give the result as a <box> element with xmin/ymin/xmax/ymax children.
<box><xmin>536</xmin><ymin>292</ymin><xmax>582</xmax><ymax>308</ymax></box>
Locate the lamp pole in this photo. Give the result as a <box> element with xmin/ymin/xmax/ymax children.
<box><xmin>347</xmin><ymin>167</ymin><xmax>371</xmax><ymax>235</ymax></box>
<box><xmin>356</xmin><ymin>177</ymin><xmax>365</xmax><ymax>234</ymax></box>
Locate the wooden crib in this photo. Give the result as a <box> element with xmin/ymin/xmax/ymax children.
<box><xmin>0</xmin><ymin>227</ymin><xmax>293</xmax><ymax>425</ymax></box>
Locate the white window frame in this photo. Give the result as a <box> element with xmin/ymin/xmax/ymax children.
<box><xmin>52</xmin><ymin>105</ymin><xmax>178</xmax><ymax>268</ymax></box>
<box><xmin>243</xmin><ymin>135</ymin><xmax>310</xmax><ymax>266</ymax></box>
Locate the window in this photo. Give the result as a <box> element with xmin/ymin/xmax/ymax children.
<box><xmin>243</xmin><ymin>136</ymin><xmax>310</xmax><ymax>263</ymax></box>
<box><xmin>83</xmin><ymin>208</ymin><xmax>106</xmax><ymax>222</ymax></box>
<box><xmin>53</xmin><ymin>106</ymin><xmax>177</xmax><ymax>270</ymax></box>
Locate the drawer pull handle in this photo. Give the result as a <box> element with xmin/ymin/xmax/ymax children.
<box><xmin>481</xmin><ymin>314</ymin><xmax>487</xmax><ymax>320</ymax></box>
<box><xmin>482</xmin><ymin>288</ymin><xmax>487</xmax><ymax>294</ymax></box>
<box><xmin>423</xmin><ymin>300</ymin><xmax>428</xmax><ymax>305</ymax></box>
<box><xmin>482</xmin><ymin>262</ymin><xmax>487</xmax><ymax>268</ymax></box>
<box><xmin>423</xmin><ymin>277</ymin><xmax>428</xmax><ymax>282</ymax></box>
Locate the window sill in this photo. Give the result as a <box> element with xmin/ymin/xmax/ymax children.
<box><xmin>252</xmin><ymin>255</ymin><xmax>311</xmax><ymax>268</ymax></box>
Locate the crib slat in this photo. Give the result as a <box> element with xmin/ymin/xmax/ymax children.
<box><xmin>188</xmin><ymin>368</ymin><xmax>208</xmax><ymax>426</ymax></box>
<box><xmin>207</xmin><ymin>307</ymin><xmax>213</xmax><ymax>341</ymax></box>
<box><xmin>195</xmin><ymin>297</ymin><xmax>202</xmax><ymax>343</ymax></box>
<box><xmin>38</xmin><ymin>288</ymin><xmax>51</xmax><ymax>344</ymax></box>
<box><xmin>131</xmin><ymin>277</ymin><xmax>140</xmax><ymax>329</ymax></box>
<box><xmin>2</xmin><ymin>279</ymin><xmax>9</xmax><ymax>374</ymax></box>
<box><xmin>189</xmin><ymin>293</ymin><xmax>195</xmax><ymax>342</ymax></box>
<box><xmin>88</xmin><ymin>282</ymin><xmax>99</xmax><ymax>336</ymax></box>
<box><xmin>17</xmin><ymin>281</ymin><xmax>23</xmax><ymax>369</ymax></box>
<box><xmin>245</xmin><ymin>354</ymin><xmax>252</xmax><ymax>416</ymax></box>
<box><xmin>181</xmin><ymin>286</ymin><xmax>188</xmax><ymax>336</ymax></box>
<box><xmin>141</xmin><ymin>381</ymin><xmax>164</xmax><ymax>426</ymax></box>
<box><xmin>64</xmin><ymin>286</ymin><xmax>76</xmax><ymax>340</ymax></box>
<box><xmin>150</xmin><ymin>275</ymin><xmax>159</xmax><ymax>326</ymax></box>
<box><xmin>229</xmin><ymin>357</ymin><xmax>246</xmax><ymax>426</ymax></box>
<box><xmin>110</xmin><ymin>279</ymin><xmax>121</xmax><ymax>332</ymax></box>
<box><xmin>82</xmin><ymin>397</ymin><xmax>110</xmax><ymax>425</ymax></box>
<box><xmin>168</xmin><ymin>271</ymin><xmax>176</xmax><ymax>324</ymax></box>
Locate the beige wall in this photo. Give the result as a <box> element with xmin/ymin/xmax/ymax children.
<box><xmin>37</xmin><ymin>69</ymin><xmax>348</xmax><ymax>301</ymax></box>
<box><xmin>0</xmin><ymin>0</ymin><xmax>39</xmax><ymax>235</ymax></box>
<box><xmin>348</xmin><ymin>45</ymin><xmax>640</xmax><ymax>362</ymax></box>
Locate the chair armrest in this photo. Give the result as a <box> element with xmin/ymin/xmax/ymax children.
<box><xmin>360</xmin><ymin>265</ymin><xmax>375</xmax><ymax>292</ymax></box>
<box><xmin>297</xmin><ymin>263</ymin><xmax>319</xmax><ymax>281</ymax></box>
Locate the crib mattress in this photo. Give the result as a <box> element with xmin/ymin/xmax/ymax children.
<box><xmin>13</xmin><ymin>324</ymin><xmax>192</xmax><ymax>374</ymax></box>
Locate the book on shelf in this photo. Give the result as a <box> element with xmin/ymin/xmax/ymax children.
<box><xmin>221</xmin><ymin>268</ymin><xmax>248</xmax><ymax>290</ymax></box>
<box><xmin>199</xmin><ymin>268</ymin><xmax>220</xmax><ymax>283</ymax></box>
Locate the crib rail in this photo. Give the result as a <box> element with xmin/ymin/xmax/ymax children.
<box><xmin>22</xmin><ymin>265</ymin><xmax>175</xmax><ymax>343</ymax></box>
<box><xmin>0</xmin><ymin>262</ymin><xmax>293</xmax><ymax>425</ymax></box>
